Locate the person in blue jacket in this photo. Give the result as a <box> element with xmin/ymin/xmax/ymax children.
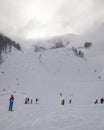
<box><xmin>9</xmin><ymin>95</ymin><xmax>14</xmax><ymax>111</ymax></box>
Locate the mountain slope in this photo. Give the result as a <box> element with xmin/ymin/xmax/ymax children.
<box><xmin>0</xmin><ymin>41</ymin><xmax>104</xmax><ymax>130</ymax></box>
<box><xmin>0</xmin><ymin>42</ymin><xmax>104</xmax><ymax>104</ymax></box>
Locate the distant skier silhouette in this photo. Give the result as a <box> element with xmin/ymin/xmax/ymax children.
<box><xmin>27</xmin><ymin>98</ymin><xmax>29</xmax><ymax>104</ymax></box>
<box><xmin>61</xmin><ymin>99</ymin><xmax>65</xmax><ymax>105</ymax></box>
<box><xmin>36</xmin><ymin>98</ymin><xmax>38</xmax><ymax>104</ymax></box>
<box><xmin>25</xmin><ymin>98</ymin><xmax>28</xmax><ymax>104</ymax></box>
<box><xmin>94</xmin><ymin>99</ymin><xmax>98</xmax><ymax>104</ymax></box>
<box><xmin>100</xmin><ymin>98</ymin><xmax>104</xmax><ymax>104</ymax></box>
<box><xmin>30</xmin><ymin>99</ymin><xmax>33</xmax><ymax>104</ymax></box>
<box><xmin>60</xmin><ymin>93</ymin><xmax>62</xmax><ymax>96</ymax></box>
<box><xmin>69</xmin><ymin>99</ymin><xmax>72</xmax><ymax>104</ymax></box>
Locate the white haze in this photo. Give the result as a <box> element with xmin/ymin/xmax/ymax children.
<box><xmin>0</xmin><ymin>0</ymin><xmax>104</xmax><ymax>44</ymax></box>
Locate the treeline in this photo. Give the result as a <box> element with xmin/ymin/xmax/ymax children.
<box><xmin>0</xmin><ymin>33</ymin><xmax>21</xmax><ymax>64</ymax></box>
<box><xmin>72</xmin><ymin>47</ymin><xmax>84</xmax><ymax>58</ymax></box>
<box><xmin>72</xmin><ymin>42</ymin><xmax>92</xmax><ymax>58</ymax></box>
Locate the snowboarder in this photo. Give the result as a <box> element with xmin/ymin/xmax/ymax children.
<box><xmin>9</xmin><ymin>95</ymin><xmax>14</xmax><ymax>111</ymax></box>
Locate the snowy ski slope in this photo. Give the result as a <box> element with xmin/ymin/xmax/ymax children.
<box><xmin>0</xmin><ymin>43</ymin><xmax>104</xmax><ymax>130</ymax></box>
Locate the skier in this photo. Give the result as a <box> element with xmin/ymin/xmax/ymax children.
<box><xmin>36</xmin><ymin>98</ymin><xmax>38</xmax><ymax>104</ymax></box>
<box><xmin>25</xmin><ymin>98</ymin><xmax>28</xmax><ymax>104</ymax></box>
<box><xmin>27</xmin><ymin>98</ymin><xmax>29</xmax><ymax>104</ymax></box>
<box><xmin>9</xmin><ymin>95</ymin><xmax>14</xmax><ymax>111</ymax></box>
<box><xmin>69</xmin><ymin>99</ymin><xmax>72</xmax><ymax>104</ymax></box>
<box><xmin>30</xmin><ymin>99</ymin><xmax>33</xmax><ymax>104</ymax></box>
<box><xmin>60</xmin><ymin>93</ymin><xmax>62</xmax><ymax>96</ymax></box>
<box><xmin>94</xmin><ymin>99</ymin><xmax>98</xmax><ymax>104</ymax></box>
<box><xmin>61</xmin><ymin>99</ymin><xmax>65</xmax><ymax>105</ymax></box>
<box><xmin>100</xmin><ymin>98</ymin><xmax>104</xmax><ymax>104</ymax></box>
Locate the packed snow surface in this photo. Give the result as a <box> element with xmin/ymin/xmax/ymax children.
<box><xmin>0</xmin><ymin>44</ymin><xmax>104</xmax><ymax>130</ymax></box>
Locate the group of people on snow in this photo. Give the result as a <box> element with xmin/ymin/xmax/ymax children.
<box><xmin>8</xmin><ymin>95</ymin><xmax>39</xmax><ymax>111</ymax></box>
<box><xmin>60</xmin><ymin>93</ymin><xmax>72</xmax><ymax>105</ymax></box>
<box><xmin>25</xmin><ymin>97</ymin><xmax>38</xmax><ymax>104</ymax></box>
<box><xmin>8</xmin><ymin>94</ymin><xmax>104</xmax><ymax>111</ymax></box>
<box><xmin>61</xmin><ymin>99</ymin><xmax>72</xmax><ymax>105</ymax></box>
<box><xmin>94</xmin><ymin>97</ymin><xmax>104</xmax><ymax>104</ymax></box>
<box><xmin>25</xmin><ymin>98</ymin><xmax>33</xmax><ymax>104</ymax></box>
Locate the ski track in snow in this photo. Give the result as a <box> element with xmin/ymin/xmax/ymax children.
<box><xmin>0</xmin><ymin>46</ymin><xmax>104</xmax><ymax>130</ymax></box>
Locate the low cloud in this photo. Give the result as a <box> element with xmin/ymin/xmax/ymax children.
<box><xmin>0</xmin><ymin>0</ymin><xmax>104</xmax><ymax>43</ymax></box>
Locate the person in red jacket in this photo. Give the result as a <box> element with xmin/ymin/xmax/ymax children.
<box><xmin>9</xmin><ymin>95</ymin><xmax>14</xmax><ymax>111</ymax></box>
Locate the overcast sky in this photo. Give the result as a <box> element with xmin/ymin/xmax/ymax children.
<box><xmin>0</xmin><ymin>0</ymin><xmax>104</xmax><ymax>42</ymax></box>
